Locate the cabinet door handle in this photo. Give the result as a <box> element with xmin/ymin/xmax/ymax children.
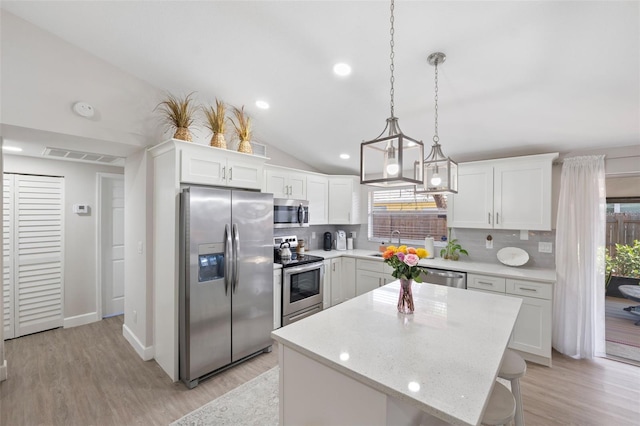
<box><xmin>488</xmin><ymin>212</ymin><xmax>491</xmax><ymax>224</ymax></box>
<box><xmin>379</xmin><ymin>278</ymin><xmax>382</xmax><ymax>287</ymax></box>
<box><xmin>478</xmin><ymin>281</ymin><xmax>494</xmax><ymax>286</ymax></box>
<box><xmin>519</xmin><ymin>287</ymin><xmax>537</xmax><ymax>292</ymax></box>
<box><xmin>348</xmin><ymin>212</ymin><xmax>351</xmax><ymax>223</ymax></box>
<box><xmin>229</xmin><ymin>167</ymin><xmax>233</xmax><ymax>181</ymax></box>
<box><xmin>496</xmin><ymin>212</ymin><xmax>499</xmax><ymax>224</ymax></box>
<box><xmin>222</xmin><ymin>167</ymin><xmax>226</xmax><ymax>180</ymax></box>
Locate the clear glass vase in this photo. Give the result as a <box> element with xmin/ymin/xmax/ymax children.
<box><xmin>397</xmin><ymin>278</ymin><xmax>415</xmax><ymax>314</ymax></box>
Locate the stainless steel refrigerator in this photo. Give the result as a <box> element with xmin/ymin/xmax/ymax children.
<box><xmin>179</xmin><ymin>186</ymin><xmax>273</xmax><ymax>388</ymax></box>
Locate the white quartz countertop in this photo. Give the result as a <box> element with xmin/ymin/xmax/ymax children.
<box><xmin>303</xmin><ymin>249</ymin><xmax>556</xmax><ymax>283</ymax></box>
<box><xmin>271</xmin><ymin>281</ymin><xmax>522</xmax><ymax>426</ymax></box>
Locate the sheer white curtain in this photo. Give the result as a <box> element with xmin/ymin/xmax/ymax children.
<box><xmin>553</xmin><ymin>155</ymin><xmax>606</xmax><ymax>359</ymax></box>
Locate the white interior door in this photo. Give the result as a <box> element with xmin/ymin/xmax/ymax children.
<box><xmin>100</xmin><ymin>175</ymin><xmax>124</xmax><ymax>317</ymax></box>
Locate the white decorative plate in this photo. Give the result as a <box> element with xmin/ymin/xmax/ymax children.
<box><xmin>497</xmin><ymin>247</ymin><xmax>529</xmax><ymax>267</ymax></box>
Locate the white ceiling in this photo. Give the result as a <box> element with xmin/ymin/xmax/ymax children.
<box><xmin>2</xmin><ymin>1</ymin><xmax>639</xmax><ymax>175</ymax></box>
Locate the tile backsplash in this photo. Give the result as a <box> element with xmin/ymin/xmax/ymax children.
<box><xmin>450</xmin><ymin>228</ymin><xmax>556</xmax><ymax>269</ymax></box>
<box><xmin>274</xmin><ymin>225</ymin><xmax>556</xmax><ymax>270</ymax></box>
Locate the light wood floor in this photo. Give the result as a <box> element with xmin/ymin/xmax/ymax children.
<box><xmin>1</xmin><ymin>315</ymin><xmax>639</xmax><ymax>425</ymax></box>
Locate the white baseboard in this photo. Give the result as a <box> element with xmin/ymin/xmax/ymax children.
<box><xmin>122</xmin><ymin>323</ymin><xmax>154</xmax><ymax>361</ymax></box>
<box><xmin>64</xmin><ymin>312</ymin><xmax>99</xmax><ymax>328</ymax></box>
<box><xmin>0</xmin><ymin>359</ymin><xmax>7</xmax><ymax>381</ymax></box>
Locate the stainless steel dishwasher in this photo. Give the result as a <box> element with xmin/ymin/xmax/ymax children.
<box><xmin>417</xmin><ymin>267</ymin><xmax>467</xmax><ymax>288</ymax></box>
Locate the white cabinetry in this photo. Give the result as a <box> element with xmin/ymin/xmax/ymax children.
<box><xmin>329</xmin><ymin>258</ymin><xmax>343</xmax><ymax>306</ymax></box>
<box><xmin>467</xmin><ymin>273</ymin><xmax>553</xmax><ymax>366</ymax></box>
<box><xmin>356</xmin><ymin>259</ymin><xmax>394</xmax><ymax>296</ymax></box>
<box><xmin>307</xmin><ymin>174</ymin><xmax>329</xmax><ymax>225</ymax></box>
<box><xmin>448</xmin><ymin>153</ymin><xmax>557</xmax><ymax>231</ymax></box>
<box><xmin>342</xmin><ymin>257</ymin><xmax>356</xmax><ymax>301</ymax></box>
<box><xmin>322</xmin><ymin>260</ymin><xmax>332</xmax><ymax>309</ymax></box>
<box><xmin>274</xmin><ymin>268</ymin><xmax>282</xmax><ymax>330</ymax></box>
<box><xmin>181</xmin><ymin>142</ymin><xmax>265</xmax><ymax>190</ymax></box>
<box><xmin>264</xmin><ymin>166</ymin><xmax>306</xmax><ymax>199</ymax></box>
<box><xmin>329</xmin><ymin>176</ymin><xmax>361</xmax><ymax>224</ymax></box>
<box><xmin>328</xmin><ymin>257</ymin><xmax>357</xmax><ymax>306</ymax></box>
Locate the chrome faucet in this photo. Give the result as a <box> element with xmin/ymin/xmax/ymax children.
<box><xmin>390</xmin><ymin>230</ymin><xmax>401</xmax><ymax>246</ymax></box>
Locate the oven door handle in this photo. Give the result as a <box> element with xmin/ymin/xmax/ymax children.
<box><xmin>283</xmin><ymin>262</ymin><xmax>323</xmax><ymax>277</ymax></box>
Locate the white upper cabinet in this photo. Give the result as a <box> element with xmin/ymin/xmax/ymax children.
<box><xmin>328</xmin><ymin>176</ymin><xmax>361</xmax><ymax>225</ymax></box>
<box><xmin>264</xmin><ymin>166</ymin><xmax>307</xmax><ymax>199</ymax></box>
<box><xmin>448</xmin><ymin>153</ymin><xmax>558</xmax><ymax>231</ymax></box>
<box><xmin>307</xmin><ymin>174</ymin><xmax>329</xmax><ymax>225</ymax></box>
<box><xmin>179</xmin><ymin>140</ymin><xmax>265</xmax><ymax>190</ymax></box>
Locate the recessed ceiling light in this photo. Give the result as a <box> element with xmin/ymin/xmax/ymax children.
<box><xmin>2</xmin><ymin>146</ymin><xmax>23</xmax><ymax>152</ymax></box>
<box><xmin>255</xmin><ymin>100</ymin><xmax>270</xmax><ymax>109</ymax></box>
<box><xmin>340</xmin><ymin>153</ymin><xmax>350</xmax><ymax>160</ymax></box>
<box><xmin>333</xmin><ymin>63</ymin><xmax>352</xmax><ymax>76</ymax></box>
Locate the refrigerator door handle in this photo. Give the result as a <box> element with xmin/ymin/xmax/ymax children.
<box><xmin>232</xmin><ymin>223</ymin><xmax>240</xmax><ymax>293</ymax></box>
<box><xmin>224</xmin><ymin>224</ymin><xmax>232</xmax><ymax>295</ymax></box>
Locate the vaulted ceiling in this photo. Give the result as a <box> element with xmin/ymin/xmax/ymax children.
<box><xmin>2</xmin><ymin>1</ymin><xmax>638</xmax><ymax>174</ymax></box>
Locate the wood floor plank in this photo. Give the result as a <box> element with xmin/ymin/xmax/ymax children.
<box><xmin>1</xmin><ymin>315</ymin><xmax>639</xmax><ymax>425</ymax></box>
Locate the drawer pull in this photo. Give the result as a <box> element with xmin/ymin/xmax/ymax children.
<box><xmin>519</xmin><ymin>287</ymin><xmax>537</xmax><ymax>292</ymax></box>
<box><xmin>478</xmin><ymin>281</ymin><xmax>494</xmax><ymax>286</ymax></box>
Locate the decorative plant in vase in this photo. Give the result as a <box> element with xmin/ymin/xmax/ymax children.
<box><xmin>155</xmin><ymin>92</ymin><xmax>197</xmax><ymax>142</ymax></box>
<box><xmin>440</xmin><ymin>229</ymin><xmax>469</xmax><ymax>261</ymax></box>
<box><xmin>382</xmin><ymin>245</ymin><xmax>429</xmax><ymax>314</ymax></box>
<box><xmin>230</xmin><ymin>105</ymin><xmax>253</xmax><ymax>154</ymax></box>
<box><xmin>203</xmin><ymin>98</ymin><xmax>228</xmax><ymax>149</ymax></box>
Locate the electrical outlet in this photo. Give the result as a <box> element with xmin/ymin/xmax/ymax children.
<box><xmin>137</xmin><ymin>241</ymin><xmax>143</xmax><ymax>255</ymax></box>
<box><xmin>311</xmin><ymin>232</ymin><xmax>316</xmax><ymax>239</ymax></box>
<box><xmin>352</xmin><ymin>231</ymin><xmax>357</xmax><ymax>239</ymax></box>
<box><xmin>539</xmin><ymin>242</ymin><xmax>553</xmax><ymax>253</ymax></box>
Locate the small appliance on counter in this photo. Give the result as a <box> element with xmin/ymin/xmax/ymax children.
<box><xmin>335</xmin><ymin>230</ymin><xmax>347</xmax><ymax>251</ymax></box>
<box><xmin>424</xmin><ymin>237</ymin><xmax>435</xmax><ymax>259</ymax></box>
<box><xmin>323</xmin><ymin>232</ymin><xmax>332</xmax><ymax>251</ymax></box>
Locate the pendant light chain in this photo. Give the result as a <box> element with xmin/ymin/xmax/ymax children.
<box><xmin>389</xmin><ymin>0</ymin><xmax>395</xmax><ymax>118</ymax></box>
<box><xmin>433</xmin><ymin>59</ymin><xmax>439</xmax><ymax>143</ymax></box>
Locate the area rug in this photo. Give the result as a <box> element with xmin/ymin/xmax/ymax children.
<box><xmin>170</xmin><ymin>367</ymin><xmax>279</xmax><ymax>426</ymax></box>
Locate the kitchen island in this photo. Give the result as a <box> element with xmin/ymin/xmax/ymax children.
<box><xmin>271</xmin><ymin>281</ymin><xmax>522</xmax><ymax>426</ymax></box>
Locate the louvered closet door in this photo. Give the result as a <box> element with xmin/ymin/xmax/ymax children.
<box><xmin>3</xmin><ymin>174</ymin><xmax>65</xmax><ymax>338</ymax></box>
<box><xmin>3</xmin><ymin>175</ymin><xmax>15</xmax><ymax>339</ymax></box>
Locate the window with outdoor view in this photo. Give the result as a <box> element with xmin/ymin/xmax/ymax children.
<box><xmin>605</xmin><ymin>198</ymin><xmax>640</xmax><ymax>287</ymax></box>
<box><xmin>368</xmin><ymin>188</ymin><xmax>448</xmax><ymax>245</ymax></box>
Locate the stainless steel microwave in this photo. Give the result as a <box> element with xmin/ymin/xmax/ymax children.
<box><xmin>274</xmin><ymin>198</ymin><xmax>309</xmax><ymax>228</ymax></box>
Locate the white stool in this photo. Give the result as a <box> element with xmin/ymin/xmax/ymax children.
<box><xmin>498</xmin><ymin>349</ymin><xmax>527</xmax><ymax>426</ymax></box>
<box><xmin>482</xmin><ymin>382</ymin><xmax>516</xmax><ymax>425</ymax></box>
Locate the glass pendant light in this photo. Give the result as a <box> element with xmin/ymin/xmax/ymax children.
<box><xmin>360</xmin><ymin>0</ymin><xmax>424</xmax><ymax>187</ymax></box>
<box><xmin>415</xmin><ymin>52</ymin><xmax>458</xmax><ymax>195</ymax></box>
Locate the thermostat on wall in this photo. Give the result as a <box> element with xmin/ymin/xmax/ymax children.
<box><xmin>73</xmin><ymin>204</ymin><xmax>89</xmax><ymax>214</ymax></box>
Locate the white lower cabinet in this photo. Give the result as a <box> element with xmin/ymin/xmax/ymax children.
<box><xmin>467</xmin><ymin>273</ymin><xmax>553</xmax><ymax>366</ymax></box>
<box><xmin>356</xmin><ymin>259</ymin><xmax>394</xmax><ymax>296</ymax></box>
<box><xmin>328</xmin><ymin>257</ymin><xmax>357</xmax><ymax>306</ymax></box>
<box><xmin>322</xmin><ymin>260</ymin><xmax>332</xmax><ymax>309</ymax></box>
<box><xmin>274</xmin><ymin>268</ymin><xmax>282</xmax><ymax>330</ymax></box>
<box><xmin>342</xmin><ymin>258</ymin><xmax>356</xmax><ymax>301</ymax></box>
<box><xmin>330</xmin><ymin>258</ymin><xmax>344</xmax><ymax>306</ymax></box>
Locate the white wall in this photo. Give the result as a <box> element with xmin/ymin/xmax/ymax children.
<box><xmin>122</xmin><ymin>149</ymin><xmax>154</xmax><ymax>359</ymax></box>
<box><xmin>0</xmin><ymin>11</ymin><xmax>162</xmax><ymax>148</ymax></box>
<box><xmin>3</xmin><ymin>155</ymin><xmax>123</xmax><ymax>323</ymax></box>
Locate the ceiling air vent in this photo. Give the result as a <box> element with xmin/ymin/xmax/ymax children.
<box><xmin>43</xmin><ymin>147</ymin><xmax>124</xmax><ymax>166</ymax></box>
